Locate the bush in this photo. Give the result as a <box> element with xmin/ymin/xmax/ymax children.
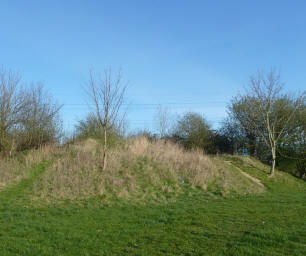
<box><xmin>74</xmin><ymin>113</ymin><xmax>123</xmax><ymax>147</ymax></box>
<box><xmin>170</xmin><ymin>112</ymin><xmax>212</xmax><ymax>152</ymax></box>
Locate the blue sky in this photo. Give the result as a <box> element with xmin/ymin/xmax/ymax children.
<box><xmin>1</xmin><ymin>0</ymin><xmax>305</xmax><ymax>133</ymax></box>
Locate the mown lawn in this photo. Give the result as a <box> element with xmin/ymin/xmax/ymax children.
<box><xmin>0</xmin><ymin>162</ymin><xmax>305</xmax><ymax>255</ymax></box>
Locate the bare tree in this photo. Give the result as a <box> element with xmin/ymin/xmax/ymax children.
<box><xmin>18</xmin><ymin>83</ymin><xmax>63</xmax><ymax>150</ymax></box>
<box><xmin>0</xmin><ymin>68</ymin><xmax>63</xmax><ymax>155</ymax></box>
<box><xmin>0</xmin><ymin>68</ymin><xmax>25</xmax><ymax>155</ymax></box>
<box><xmin>231</xmin><ymin>69</ymin><xmax>305</xmax><ymax>176</ymax></box>
<box><xmin>154</xmin><ymin>104</ymin><xmax>171</xmax><ymax>138</ymax></box>
<box><xmin>86</xmin><ymin>67</ymin><xmax>127</xmax><ymax>171</ymax></box>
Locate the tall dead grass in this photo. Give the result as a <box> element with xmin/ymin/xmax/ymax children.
<box><xmin>0</xmin><ymin>144</ymin><xmax>60</xmax><ymax>189</ymax></box>
<box><xmin>33</xmin><ymin>137</ymin><xmax>263</xmax><ymax>202</ymax></box>
<box><xmin>125</xmin><ymin>136</ymin><xmax>216</xmax><ymax>186</ymax></box>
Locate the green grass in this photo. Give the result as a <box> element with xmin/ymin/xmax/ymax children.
<box><xmin>0</xmin><ymin>158</ymin><xmax>305</xmax><ymax>255</ymax></box>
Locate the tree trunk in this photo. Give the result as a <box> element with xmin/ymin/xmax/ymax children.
<box><xmin>270</xmin><ymin>148</ymin><xmax>276</xmax><ymax>176</ymax></box>
<box><xmin>102</xmin><ymin>127</ymin><xmax>107</xmax><ymax>171</ymax></box>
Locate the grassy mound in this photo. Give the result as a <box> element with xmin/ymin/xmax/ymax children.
<box><xmin>1</xmin><ymin>137</ymin><xmax>303</xmax><ymax>205</ymax></box>
<box><xmin>30</xmin><ymin>137</ymin><xmax>265</xmax><ymax>203</ymax></box>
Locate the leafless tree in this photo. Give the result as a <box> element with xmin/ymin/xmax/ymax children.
<box><xmin>0</xmin><ymin>68</ymin><xmax>63</xmax><ymax>155</ymax></box>
<box><xmin>0</xmin><ymin>68</ymin><xmax>25</xmax><ymax>155</ymax></box>
<box><xmin>231</xmin><ymin>69</ymin><xmax>305</xmax><ymax>176</ymax></box>
<box><xmin>18</xmin><ymin>83</ymin><xmax>63</xmax><ymax>150</ymax></box>
<box><xmin>86</xmin><ymin>67</ymin><xmax>128</xmax><ymax>171</ymax></box>
<box><xmin>154</xmin><ymin>104</ymin><xmax>171</xmax><ymax>138</ymax></box>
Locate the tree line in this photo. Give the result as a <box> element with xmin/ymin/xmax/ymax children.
<box><xmin>0</xmin><ymin>67</ymin><xmax>305</xmax><ymax>178</ymax></box>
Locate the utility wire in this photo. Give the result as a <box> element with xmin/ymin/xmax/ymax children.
<box><xmin>62</xmin><ymin>101</ymin><xmax>227</xmax><ymax>106</ymax></box>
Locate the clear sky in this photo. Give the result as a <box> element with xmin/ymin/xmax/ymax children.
<box><xmin>1</xmin><ymin>0</ymin><xmax>305</xmax><ymax>134</ymax></box>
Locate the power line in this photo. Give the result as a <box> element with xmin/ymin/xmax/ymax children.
<box><xmin>62</xmin><ymin>101</ymin><xmax>227</xmax><ymax>106</ymax></box>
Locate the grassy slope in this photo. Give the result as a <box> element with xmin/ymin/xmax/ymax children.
<box><xmin>0</xmin><ymin>152</ymin><xmax>305</xmax><ymax>255</ymax></box>
<box><xmin>30</xmin><ymin>138</ymin><xmax>266</xmax><ymax>202</ymax></box>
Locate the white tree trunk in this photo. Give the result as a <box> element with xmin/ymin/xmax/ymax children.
<box><xmin>102</xmin><ymin>127</ymin><xmax>107</xmax><ymax>171</ymax></box>
<box><xmin>270</xmin><ymin>147</ymin><xmax>276</xmax><ymax>176</ymax></box>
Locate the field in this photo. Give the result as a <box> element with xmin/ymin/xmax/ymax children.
<box><xmin>0</xmin><ymin>139</ymin><xmax>305</xmax><ymax>255</ymax></box>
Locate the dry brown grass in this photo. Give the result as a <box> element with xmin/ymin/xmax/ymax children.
<box><xmin>0</xmin><ymin>144</ymin><xmax>60</xmax><ymax>189</ymax></box>
<box><xmin>33</xmin><ymin>137</ymin><xmax>264</xmax><ymax>202</ymax></box>
<box><xmin>0</xmin><ymin>157</ymin><xmax>22</xmax><ymax>189</ymax></box>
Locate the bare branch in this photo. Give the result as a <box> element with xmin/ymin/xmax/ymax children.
<box><xmin>85</xmin><ymin>67</ymin><xmax>128</xmax><ymax>171</ymax></box>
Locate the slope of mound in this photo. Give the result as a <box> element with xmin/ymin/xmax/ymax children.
<box><xmin>0</xmin><ymin>145</ymin><xmax>59</xmax><ymax>189</ymax></box>
<box><xmin>223</xmin><ymin>154</ymin><xmax>305</xmax><ymax>192</ymax></box>
<box><xmin>31</xmin><ymin>137</ymin><xmax>265</xmax><ymax>203</ymax></box>
<box><xmin>225</xmin><ymin>160</ymin><xmax>265</xmax><ymax>187</ymax></box>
